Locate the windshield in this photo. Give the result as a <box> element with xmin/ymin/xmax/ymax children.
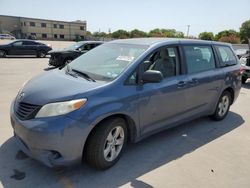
<box><xmin>68</xmin><ymin>43</ymin><xmax>148</xmax><ymax>81</ymax></box>
<box><xmin>64</xmin><ymin>42</ymin><xmax>85</xmax><ymax>51</ymax></box>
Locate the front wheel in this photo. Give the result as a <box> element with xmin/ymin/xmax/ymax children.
<box><xmin>37</xmin><ymin>50</ymin><xmax>47</xmax><ymax>58</ymax></box>
<box><xmin>210</xmin><ymin>91</ymin><xmax>231</xmax><ymax>121</ymax></box>
<box><xmin>85</xmin><ymin>118</ymin><xmax>127</xmax><ymax>170</ymax></box>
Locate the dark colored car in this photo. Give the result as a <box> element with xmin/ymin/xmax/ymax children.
<box><xmin>48</xmin><ymin>41</ymin><xmax>103</xmax><ymax>67</ymax></box>
<box><xmin>10</xmin><ymin>38</ymin><xmax>241</xmax><ymax>170</ymax></box>
<box><xmin>0</xmin><ymin>39</ymin><xmax>52</xmax><ymax>58</ymax></box>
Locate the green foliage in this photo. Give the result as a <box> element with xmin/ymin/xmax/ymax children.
<box><xmin>198</xmin><ymin>32</ymin><xmax>214</xmax><ymax>41</ymax></box>
<box><xmin>239</xmin><ymin>20</ymin><xmax>250</xmax><ymax>43</ymax></box>
<box><xmin>111</xmin><ymin>30</ymin><xmax>130</xmax><ymax>39</ymax></box>
<box><xmin>215</xmin><ymin>30</ymin><xmax>239</xmax><ymax>41</ymax></box>
<box><xmin>130</xmin><ymin>29</ymin><xmax>147</xmax><ymax>38</ymax></box>
<box><xmin>86</xmin><ymin>31</ymin><xmax>92</xmax><ymax>36</ymax></box>
<box><xmin>219</xmin><ymin>35</ymin><xmax>240</xmax><ymax>44</ymax></box>
<box><xmin>86</xmin><ymin>19</ymin><xmax>249</xmax><ymax>44</ymax></box>
<box><xmin>92</xmin><ymin>32</ymin><xmax>107</xmax><ymax>38</ymax></box>
<box><xmin>214</xmin><ymin>29</ymin><xmax>240</xmax><ymax>44</ymax></box>
<box><xmin>148</xmin><ymin>28</ymin><xmax>184</xmax><ymax>38</ymax></box>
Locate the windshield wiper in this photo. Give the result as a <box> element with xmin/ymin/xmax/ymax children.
<box><xmin>72</xmin><ymin>68</ymin><xmax>96</xmax><ymax>82</ymax></box>
<box><xmin>65</xmin><ymin>64</ymin><xmax>77</xmax><ymax>78</ymax></box>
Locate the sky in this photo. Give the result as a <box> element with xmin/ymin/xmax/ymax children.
<box><xmin>0</xmin><ymin>0</ymin><xmax>249</xmax><ymax>36</ymax></box>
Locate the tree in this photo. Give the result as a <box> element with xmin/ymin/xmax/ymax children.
<box><xmin>219</xmin><ymin>35</ymin><xmax>240</xmax><ymax>44</ymax></box>
<box><xmin>111</xmin><ymin>30</ymin><xmax>130</xmax><ymax>39</ymax></box>
<box><xmin>239</xmin><ymin>20</ymin><xmax>250</xmax><ymax>43</ymax></box>
<box><xmin>130</xmin><ymin>29</ymin><xmax>147</xmax><ymax>38</ymax></box>
<box><xmin>215</xmin><ymin>30</ymin><xmax>239</xmax><ymax>41</ymax></box>
<box><xmin>148</xmin><ymin>28</ymin><xmax>163</xmax><ymax>37</ymax></box>
<box><xmin>86</xmin><ymin>31</ymin><xmax>92</xmax><ymax>36</ymax></box>
<box><xmin>92</xmin><ymin>32</ymin><xmax>107</xmax><ymax>38</ymax></box>
<box><xmin>148</xmin><ymin>28</ymin><xmax>184</xmax><ymax>38</ymax></box>
<box><xmin>214</xmin><ymin>29</ymin><xmax>240</xmax><ymax>44</ymax></box>
<box><xmin>198</xmin><ymin>32</ymin><xmax>214</xmax><ymax>40</ymax></box>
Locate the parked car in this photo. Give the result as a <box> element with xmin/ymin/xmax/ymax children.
<box><xmin>235</xmin><ymin>48</ymin><xmax>249</xmax><ymax>58</ymax></box>
<box><xmin>10</xmin><ymin>38</ymin><xmax>241</xmax><ymax>170</ymax></box>
<box><xmin>0</xmin><ymin>39</ymin><xmax>52</xmax><ymax>58</ymax></box>
<box><xmin>0</xmin><ymin>34</ymin><xmax>15</xmax><ymax>40</ymax></box>
<box><xmin>240</xmin><ymin>52</ymin><xmax>250</xmax><ymax>83</ymax></box>
<box><xmin>48</xmin><ymin>41</ymin><xmax>104</xmax><ymax>67</ymax></box>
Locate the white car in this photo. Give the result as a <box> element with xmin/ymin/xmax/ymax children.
<box><xmin>0</xmin><ymin>34</ymin><xmax>16</xmax><ymax>40</ymax></box>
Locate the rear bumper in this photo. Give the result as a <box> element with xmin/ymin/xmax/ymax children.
<box><xmin>10</xmin><ymin>101</ymin><xmax>90</xmax><ymax>168</ymax></box>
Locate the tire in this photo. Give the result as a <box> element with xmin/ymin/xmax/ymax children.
<box><xmin>210</xmin><ymin>91</ymin><xmax>232</xmax><ymax>121</ymax></box>
<box><xmin>85</xmin><ymin>118</ymin><xmax>127</xmax><ymax>170</ymax></box>
<box><xmin>0</xmin><ymin>50</ymin><xmax>6</xmax><ymax>58</ymax></box>
<box><xmin>37</xmin><ymin>50</ymin><xmax>47</xmax><ymax>58</ymax></box>
<box><xmin>242</xmin><ymin>76</ymin><xmax>247</xmax><ymax>84</ymax></box>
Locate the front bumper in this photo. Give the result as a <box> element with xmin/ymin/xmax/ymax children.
<box><xmin>10</xmin><ymin>101</ymin><xmax>90</xmax><ymax>168</ymax></box>
<box><xmin>49</xmin><ymin>56</ymin><xmax>63</xmax><ymax>67</ymax></box>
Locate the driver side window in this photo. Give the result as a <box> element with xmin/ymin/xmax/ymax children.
<box><xmin>144</xmin><ymin>46</ymin><xmax>179</xmax><ymax>78</ymax></box>
<box><xmin>126</xmin><ymin>46</ymin><xmax>179</xmax><ymax>85</ymax></box>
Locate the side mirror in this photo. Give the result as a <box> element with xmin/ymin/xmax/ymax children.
<box><xmin>142</xmin><ymin>70</ymin><xmax>163</xmax><ymax>84</ymax></box>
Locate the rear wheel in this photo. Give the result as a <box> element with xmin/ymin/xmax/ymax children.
<box><xmin>37</xmin><ymin>50</ymin><xmax>46</xmax><ymax>58</ymax></box>
<box><xmin>210</xmin><ymin>91</ymin><xmax>231</xmax><ymax>121</ymax></box>
<box><xmin>0</xmin><ymin>50</ymin><xmax>6</xmax><ymax>58</ymax></box>
<box><xmin>85</xmin><ymin>118</ymin><xmax>127</xmax><ymax>170</ymax></box>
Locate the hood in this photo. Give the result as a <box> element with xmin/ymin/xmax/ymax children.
<box><xmin>19</xmin><ymin>69</ymin><xmax>106</xmax><ymax>105</ymax></box>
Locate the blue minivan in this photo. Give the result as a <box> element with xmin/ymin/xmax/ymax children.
<box><xmin>10</xmin><ymin>38</ymin><xmax>241</xmax><ymax>170</ymax></box>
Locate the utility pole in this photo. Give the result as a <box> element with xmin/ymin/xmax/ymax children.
<box><xmin>187</xmin><ymin>25</ymin><xmax>190</xmax><ymax>38</ymax></box>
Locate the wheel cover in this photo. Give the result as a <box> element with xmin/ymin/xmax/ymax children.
<box><xmin>40</xmin><ymin>52</ymin><xmax>46</xmax><ymax>57</ymax></box>
<box><xmin>218</xmin><ymin>95</ymin><xmax>230</xmax><ymax>117</ymax></box>
<box><xmin>0</xmin><ymin>51</ymin><xmax>5</xmax><ymax>57</ymax></box>
<box><xmin>103</xmin><ymin>126</ymin><xmax>124</xmax><ymax>162</ymax></box>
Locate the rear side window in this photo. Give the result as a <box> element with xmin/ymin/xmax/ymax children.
<box><xmin>215</xmin><ymin>46</ymin><xmax>237</xmax><ymax>66</ymax></box>
<box><xmin>183</xmin><ymin>45</ymin><xmax>215</xmax><ymax>74</ymax></box>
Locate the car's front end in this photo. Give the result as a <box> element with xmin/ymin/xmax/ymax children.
<box><xmin>11</xmin><ymin>102</ymin><xmax>89</xmax><ymax>167</ymax></box>
<box><xmin>10</xmin><ymin>69</ymin><xmax>105</xmax><ymax>167</ymax></box>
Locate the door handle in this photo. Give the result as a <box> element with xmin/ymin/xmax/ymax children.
<box><xmin>177</xmin><ymin>81</ymin><xmax>187</xmax><ymax>88</ymax></box>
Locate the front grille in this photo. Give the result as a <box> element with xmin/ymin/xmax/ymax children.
<box><xmin>15</xmin><ymin>102</ymin><xmax>41</xmax><ymax>120</ymax></box>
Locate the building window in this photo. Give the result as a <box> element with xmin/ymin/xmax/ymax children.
<box><xmin>53</xmin><ymin>24</ymin><xmax>57</xmax><ymax>28</ymax></box>
<box><xmin>59</xmin><ymin>24</ymin><xmax>64</xmax><ymax>29</ymax></box>
<box><xmin>24</xmin><ymin>22</ymin><xmax>26</xmax><ymax>26</ymax></box>
<box><xmin>41</xmin><ymin>23</ymin><xmax>46</xmax><ymax>27</ymax></box>
<box><xmin>42</xmin><ymin>34</ymin><xmax>47</xmax><ymax>38</ymax></box>
<box><xmin>54</xmin><ymin>34</ymin><xmax>57</xmax><ymax>38</ymax></box>
<box><xmin>80</xmin><ymin>26</ymin><xmax>85</xmax><ymax>30</ymax></box>
<box><xmin>30</xmin><ymin>22</ymin><xmax>35</xmax><ymax>27</ymax></box>
<box><xmin>60</xmin><ymin>35</ymin><xmax>64</xmax><ymax>39</ymax></box>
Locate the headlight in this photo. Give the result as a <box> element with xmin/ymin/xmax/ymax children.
<box><xmin>35</xmin><ymin>99</ymin><xmax>87</xmax><ymax>118</ymax></box>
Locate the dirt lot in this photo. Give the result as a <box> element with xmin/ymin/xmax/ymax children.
<box><xmin>0</xmin><ymin>40</ymin><xmax>250</xmax><ymax>188</ymax></box>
